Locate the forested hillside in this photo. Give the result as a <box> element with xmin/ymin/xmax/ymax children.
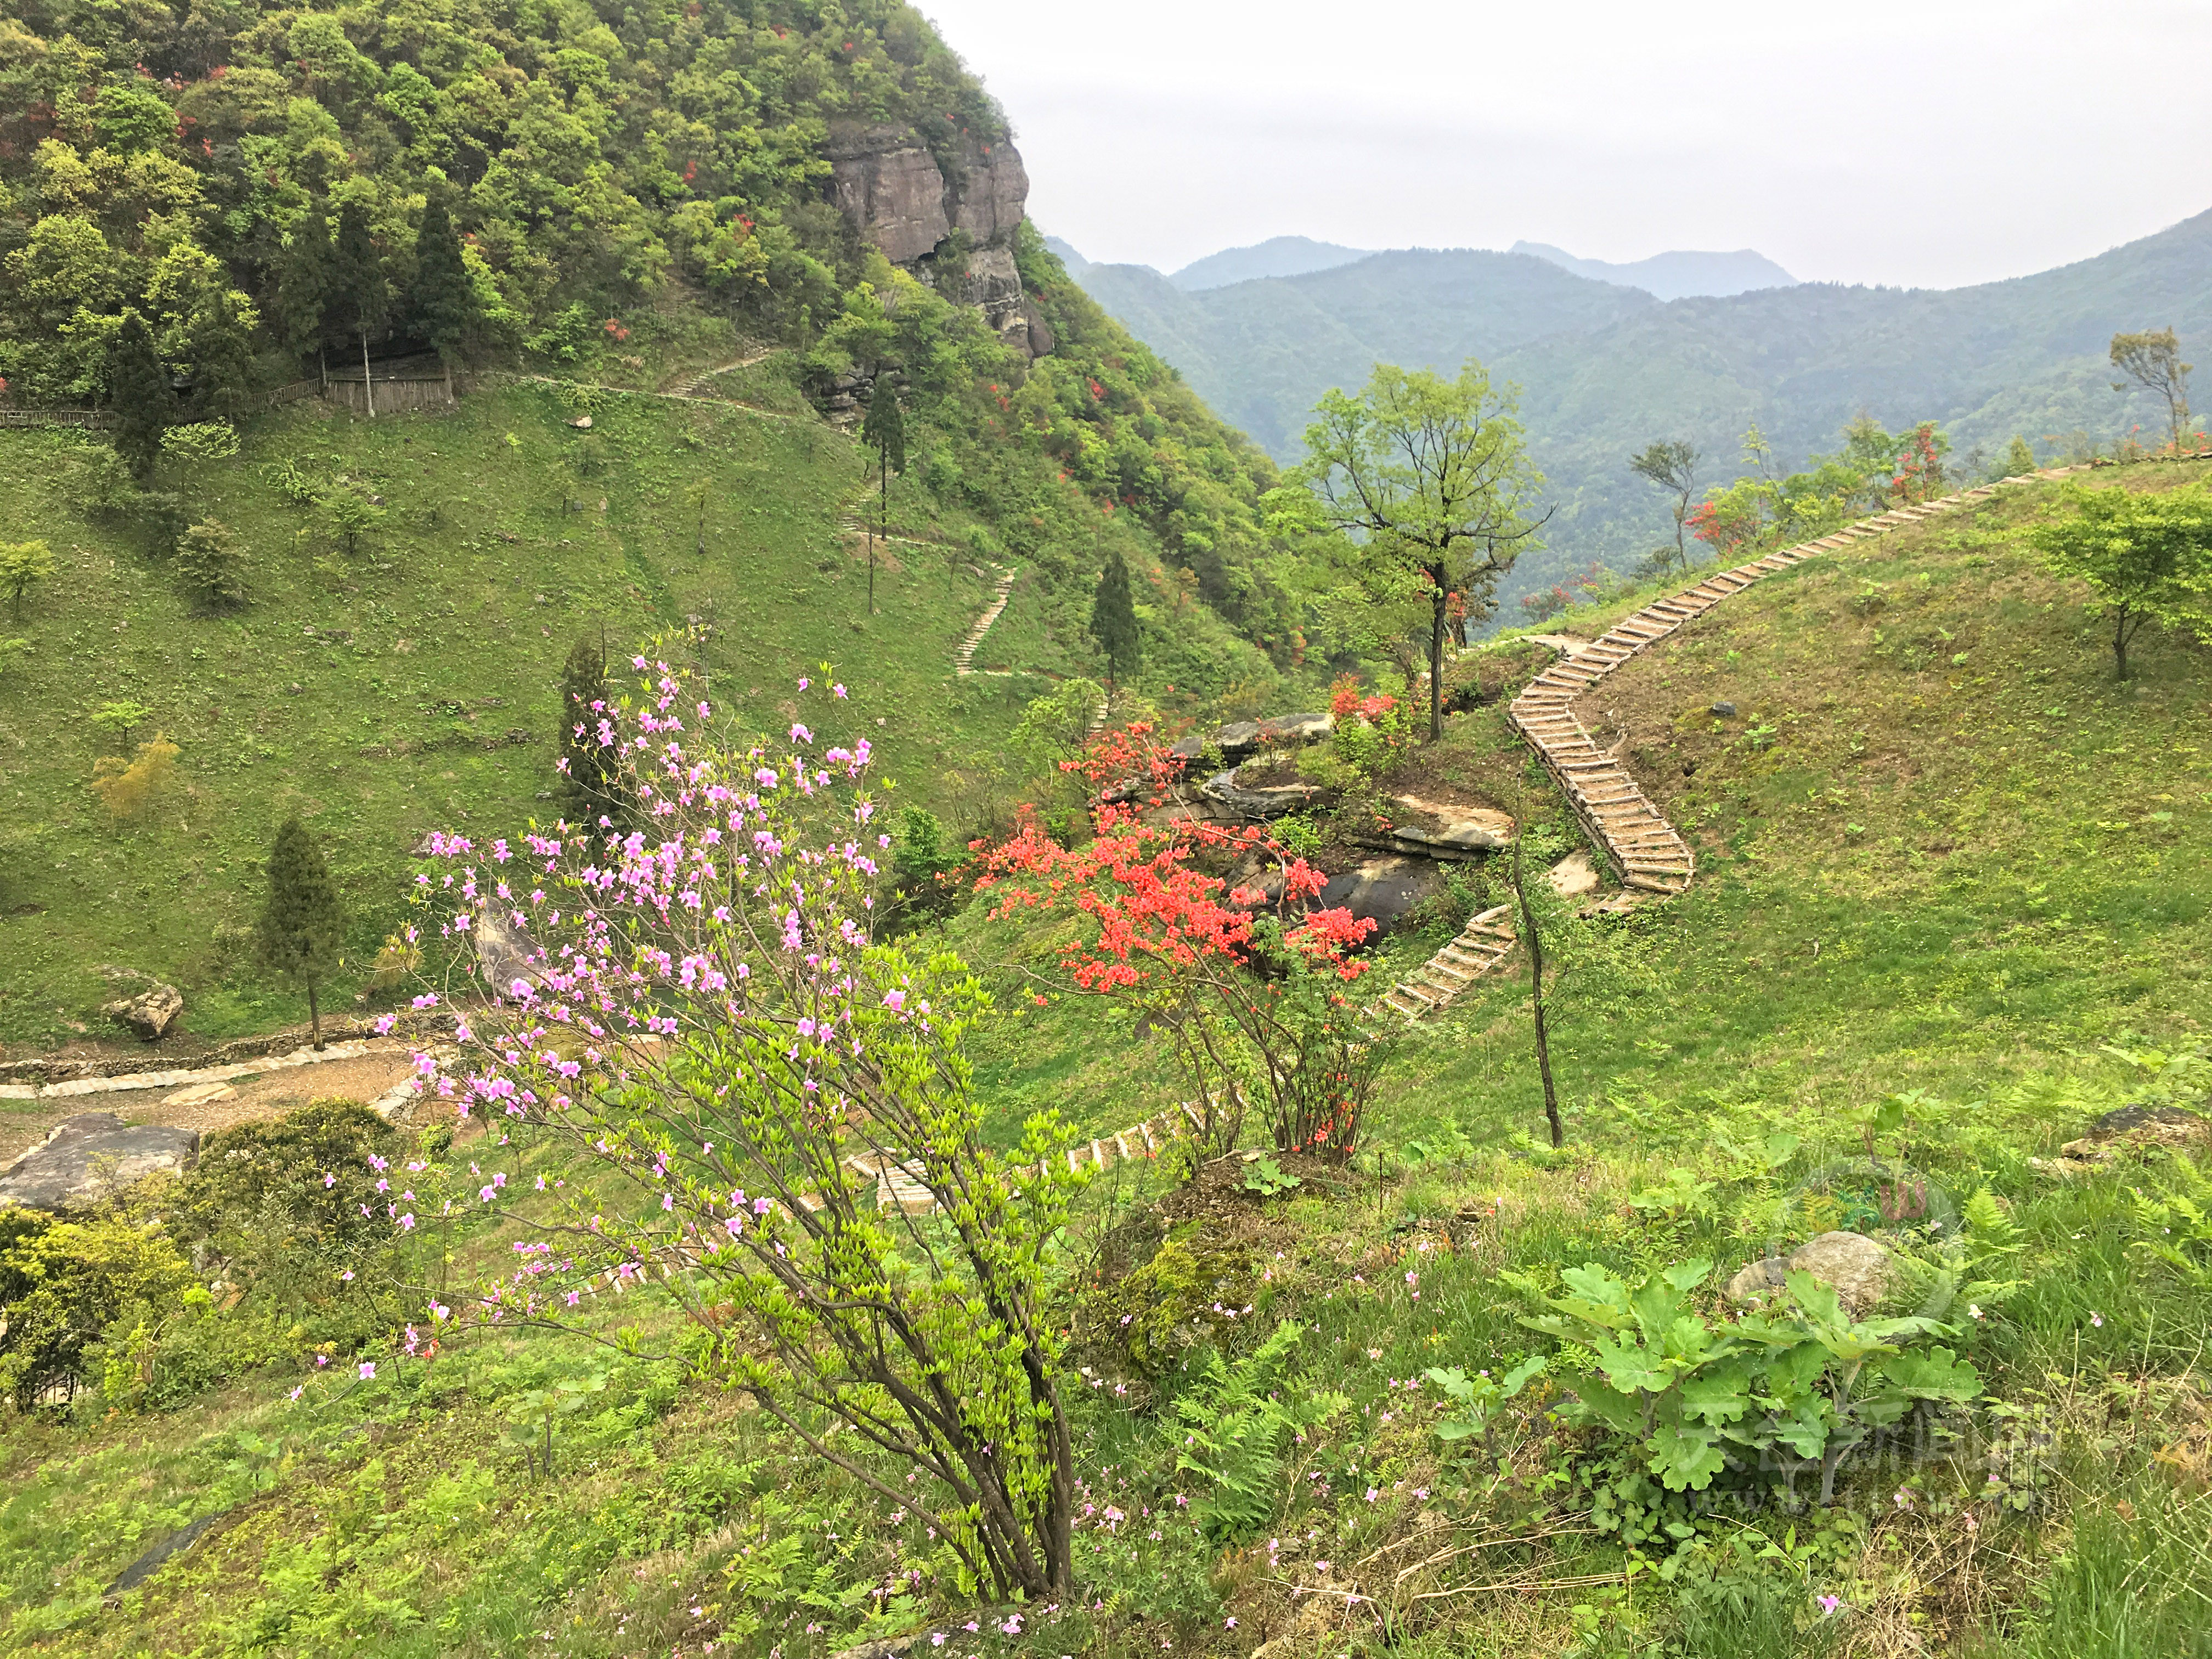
<box><xmin>1067</xmin><ymin>211</ymin><xmax>2212</xmax><ymax>602</ymax></box>
<box><xmin>0</xmin><ymin>0</ymin><xmax>1294</xmax><ymax>1048</ymax></box>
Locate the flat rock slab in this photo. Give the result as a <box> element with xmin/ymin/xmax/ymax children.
<box><xmin>1200</xmin><ymin>769</ymin><xmax>1327</xmax><ymax>820</ymax></box>
<box><xmin>1547</xmin><ymin>850</ymin><xmax>1601</xmax><ymax>898</ymax></box>
<box><xmin>1317</xmin><ymin>857</ymin><xmax>1444</xmax><ymax>933</ymax></box>
<box><xmin>0</xmin><ymin>1112</ymin><xmax>200</xmax><ymax>1210</ymax></box>
<box><xmin>1389</xmin><ymin>794</ymin><xmax>1515</xmax><ymax>853</ymax></box>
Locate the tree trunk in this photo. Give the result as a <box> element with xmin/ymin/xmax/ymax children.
<box><xmin>1512</xmin><ymin>838</ymin><xmax>1562</xmax><ymax>1148</ymax></box>
<box><xmin>361</xmin><ymin>334</ymin><xmax>375</xmax><ymax>419</ymax></box>
<box><xmin>1427</xmin><ymin>569</ymin><xmax>1447</xmax><ymax>742</ymax></box>
<box><xmin>308</xmin><ymin>981</ymin><xmax>323</xmax><ymax>1052</ymax></box>
<box><xmin>2115</xmin><ymin>605</ymin><xmax>2132</xmax><ymax>681</ymax></box>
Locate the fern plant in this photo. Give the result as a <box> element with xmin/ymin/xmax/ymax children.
<box><xmin>1173</xmin><ymin>1320</ymin><xmax>1347</xmax><ymax>1541</ymax></box>
<box><xmin>2130</xmin><ymin>1157</ymin><xmax>2212</xmax><ymax>1288</ymax></box>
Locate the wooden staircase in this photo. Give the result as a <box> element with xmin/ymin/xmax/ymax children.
<box><xmin>1373</xmin><ymin>474</ymin><xmax>2063</xmax><ymax>1021</ymax></box>
<box><xmin>1377</xmin><ymin>904</ymin><xmax>1518</xmax><ymax>1020</ymax></box>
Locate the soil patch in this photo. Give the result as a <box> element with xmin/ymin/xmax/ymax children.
<box><xmin>0</xmin><ymin>1050</ymin><xmax>419</xmax><ymax>1169</ymax></box>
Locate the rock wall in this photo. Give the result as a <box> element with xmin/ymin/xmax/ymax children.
<box><xmin>827</xmin><ymin>123</ymin><xmax>1049</xmax><ymax>358</ymax></box>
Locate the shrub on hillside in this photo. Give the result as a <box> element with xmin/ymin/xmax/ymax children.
<box><xmin>0</xmin><ymin>1212</ymin><xmax>196</xmax><ymax>1410</ymax></box>
<box><xmin>171</xmin><ymin>1097</ymin><xmax>404</xmax><ymax>1262</ymax></box>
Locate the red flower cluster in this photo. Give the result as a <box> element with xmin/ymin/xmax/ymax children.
<box><xmin>1328</xmin><ymin>674</ymin><xmax>1396</xmax><ymax>723</ymax></box>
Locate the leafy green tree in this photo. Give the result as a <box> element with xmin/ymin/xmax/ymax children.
<box><xmin>1087</xmin><ymin>549</ymin><xmax>1139</xmax><ymax>691</ymax></box>
<box><xmin>106</xmin><ymin>311</ymin><xmax>176</xmax><ymax>481</ymax></box>
<box><xmin>0</xmin><ymin>540</ymin><xmax>57</xmax><ymax>623</ymax></box>
<box><xmin>256</xmin><ymin>817</ymin><xmax>345</xmax><ymax>1049</ymax></box>
<box><xmin>554</xmin><ymin>634</ymin><xmax>623</xmax><ymax>826</ymax></box>
<box><xmin>319</xmin><ymin>490</ymin><xmax>384</xmax><ymax>557</ymax></box>
<box><xmin>860</xmin><ymin>384</ymin><xmax>905</xmax><ymax>614</ymax></box>
<box><xmin>331</xmin><ymin>201</ymin><xmax>387</xmax><ymax>416</ymax></box>
<box><xmin>275</xmin><ymin>207</ymin><xmax>336</xmax><ymax>375</ymax></box>
<box><xmin>2027</xmin><ymin>483</ymin><xmax>2212</xmax><ymax>680</ymax></box>
<box><xmin>177</xmin><ymin>520</ymin><xmax>247</xmax><ymax>607</ymax></box>
<box><xmin>88</xmin><ymin>699</ymin><xmax>154</xmax><ymax>751</ymax></box>
<box><xmin>1285</xmin><ymin>361</ymin><xmax>1547</xmax><ymax>741</ymax></box>
<box><xmin>409</xmin><ymin>195</ymin><xmax>475</xmax><ymax>398</ymax></box>
<box><xmin>1628</xmin><ymin>439</ymin><xmax>1699</xmax><ymax>576</ymax></box>
<box><xmin>2111</xmin><ymin>328</ymin><xmax>2193</xmax><ymax>453</ymax></box>
<box><xmin>2006</xmin><ymin>434</ymin><xmax>2038</xmax><ymax>477</ymax></box>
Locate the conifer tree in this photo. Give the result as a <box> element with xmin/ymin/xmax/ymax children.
<box><xmin>1088</xmin><ymin>548</ymin><xmax>1140</xmax><ymax>691</ymax></box>
<box><xmin>409</xmin><ymin>196</ymin><xmax>475</xmax><ymax>399</ymax></box>
<box><xmin>555</xmin><ymin>634</ymin><xmax>623</xmax><ymax>827</ymax></box>
<box><xmin>331</xmin><ymin>201</ymin><xmax>387</xmax><ymax>416</ymax></box>
<box><xmin>256</xmin><ymin>817</ymin><xmax>345</xmax><ymax>1050</ymax></box>
<box><xmin>860</xmin><ymin>386</ymin><xmax>906</xmax><ymax>614</ymax></box>
<box><xmin>276</xmin><ymin>207</ymin><xmax>336</xmax><ymax>381</ymax></box>
<box><xmin>108</xmin><ymin>311</ymin><xmax>176</xmax><ymax>481</ymax></box>
<box><xmin>188</xmin><ymin>290</ymin><xmax>259</xmax><ymax>422</ymax></box>
<box><xmin>2005</xmin><ymin>435</ymin><xmax>2038</xmax><ymax>476</ymax></box>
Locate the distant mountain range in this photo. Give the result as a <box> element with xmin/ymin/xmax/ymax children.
<box><xmin>1053</xmin><ymin>213</ymin><xmax>2212</xmax><ymax>606</ymax></box>
<box><xmin>1508</xmin><ymin>241</ymin><xmax>1796</xmax><ymax>300</ymax></box>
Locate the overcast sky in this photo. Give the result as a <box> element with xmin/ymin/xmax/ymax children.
<box><xmin>917</xmin><ymin>0</ymin><xmax>2212</xmax><ymax>289</ymax></box>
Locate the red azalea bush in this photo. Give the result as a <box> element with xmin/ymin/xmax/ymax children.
<box><xmin>975</xmin><ymin>727</ymin><xmax>1388</xmax><ymax>1163</ymax></box>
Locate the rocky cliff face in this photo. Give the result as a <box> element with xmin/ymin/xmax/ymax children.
<box><xmin>827</xmin><ymin>124</ymin><xmax>1049</xmax><ymax>358</ymax></box>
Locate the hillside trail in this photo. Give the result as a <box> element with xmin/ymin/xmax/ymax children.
<box><xmin>14</xmin><ymin>458</ymin><xmax>2209</xmax><ymax>1190</ymax></box>
<box><xmin>661</xmin><ymin>346</ymin><xmax>782</xmax><ymax>398</ymax></box>
<box><xmin>1370</xmin><ymin>454</ymin><xmax>2212</xmax><ymax>1020</ymax></box>
<box><xmin>955</xmin><ymin>565</ymin><xmax>1020</xmax><ymax>677</ymax></box>
<box><xmin>493</xmin><ymin>366</ymin><xmax>817</xmax><ymax>427</ymax></box>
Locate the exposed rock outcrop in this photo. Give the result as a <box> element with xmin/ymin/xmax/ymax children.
<box><xmin>0</xmin><ymin>1112</ymin><xmax>200</xmax><ymax>1210</ymax></box>
<box><xmin>1316</xmin><ymin>857</ymin><xmax>1444</xmax><ymax>934</ymax></box>
<box><xmin>827</xmin><ymin>124</ymin><xmax>950</xmax><ymax>263</ymax></box>
<box><xmin>2032</xmin><ymin>1104</ymin><xmax>2211</xmax><ymax>1176</ymax></box>
<box><xmin>827</xmin><ymin>122</ymin><xmax>1047</xmax><ymax>357</ymax></box>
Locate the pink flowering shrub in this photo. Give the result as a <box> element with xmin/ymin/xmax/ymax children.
<box><xmin>390</xmin><ymin>661</ymin><xmax>1084</xmax><ymax>1602</ymax></box>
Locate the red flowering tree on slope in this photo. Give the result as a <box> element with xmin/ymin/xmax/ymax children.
<box><xmin>975</xmin><ymin>723</ymin><xmax>1387</xmax><ymax>1163</ymax></box>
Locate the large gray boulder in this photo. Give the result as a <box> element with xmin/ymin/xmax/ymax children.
<box><xmin>0</xmin><ymin>1113</ymin><xmax>200</xmax><ymax>1211</ymax></box>
<box><xmin>475</xmin><ymin>911</ymin><xmax>545</xmax><ymax>1001</ymax></box>
<box><xmin>1728</xmin><ymin>1230</ymin><xmax>1895</xmax><ymax>1318</ymax></box>
<box><xmin>102</xmin><ymin>982</ymin><xmax>184</xmax><ymax>1041</ymax></box>
<box><xmin>1200</xmin><ymin>769</ymin><xmax>1327</xmax><ymax>821</ymax></box>
<box><xmin>1315</xmin><ymin>857</ymin><xmax>1444</xmax><ymax>934</ymax></box>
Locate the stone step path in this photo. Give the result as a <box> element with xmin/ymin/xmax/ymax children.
<box><xmin>954</xmin><ymin>565</ymin><xmax>1018</xmax><ymax>676</ymax></box>
<box><xmin>0</xmin><ymin>1038</ymin><xmax>404</xmax><ymax>1104</ymax></box>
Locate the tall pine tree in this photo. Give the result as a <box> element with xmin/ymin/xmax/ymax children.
<box><xmin>276</xmin><ymin>206</ymin><xmax>336</xmax><ymax>382</ymax></box>
<box><xmin>860</xmin><ymin>387</ymin><xmax>906</xmax><ymax>615</ymax></box>
<box><xmin>256</xmin><ymin>817</ymin><xmax>345</xmax><ymax>1050</ymax></box>
<box><xmin>188</xmin><ymin>290</ymin><xmax>259</xmax><ymax>422</ymax></box>
<box><xmin>555</xmin><ymin>634</ymin><xmax>624</xmax><ymax>828</ymax></box>
<box><xmin>409</xmin><ymin>196</ymin><xmax>475</xmax><ymax>400</ymax></box>
<box><xmin>1088</xmin><ymin>548</ymin><xmax>1140</xmax><ymax>692</ymax></box>
<box><xmin>107</xmin><ymin>311</ymin><xmax>176</xmax><ymax>482</ymax></box>
<box><xmin>331</xmin><ymin>201</ymin><xmax>387</xmax><ymax>416</ymax></box>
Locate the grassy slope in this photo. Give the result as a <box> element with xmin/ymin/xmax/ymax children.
<box><xmin>5</xmin><ymin>467</ymin><xmax>2211</xmax><ymax>1658</ymax></box>
<box><xmin>0</xmin><ymin>376</ymin><xmax>1036</xmax><ymax>1052</ymax></box>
